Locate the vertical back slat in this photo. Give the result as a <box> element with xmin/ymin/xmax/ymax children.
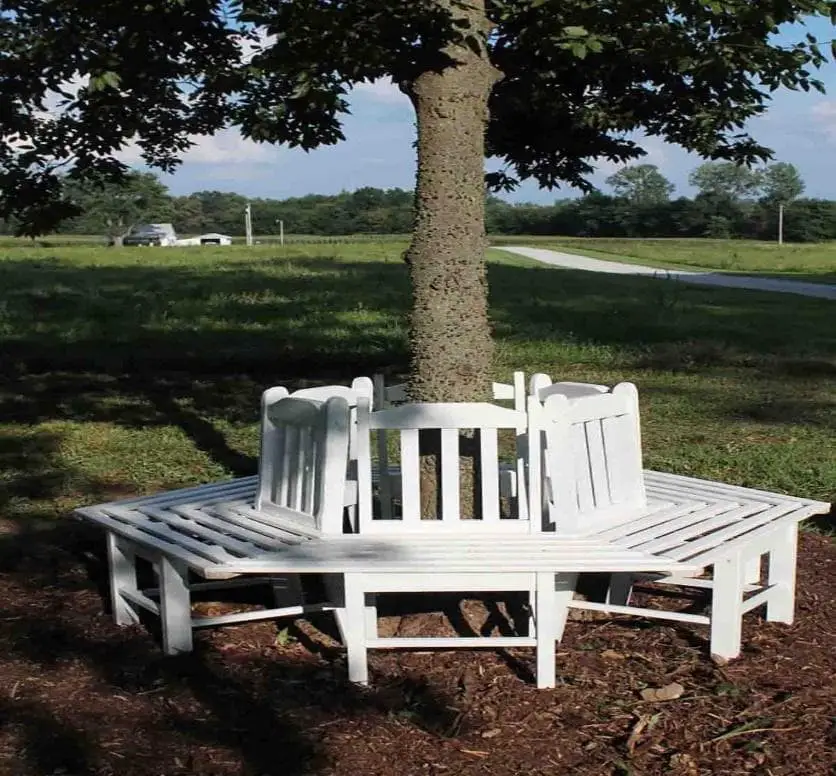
<box><xmin>602</xmin><ymin>414</ymin><xmax>631</xmax><ymax>504</ymax></box>
<box><xmin>440</xmin><ymin>428</ymin><xmax>461</xmax><ymax>522</ymax></box>
<box><xmin>279</xmin><ymin>426</ymin><xmax>297</xmax><ymax>508</ymax></box>
<box><xmin>573</xmin><ymin>423</ymin><xmax>595</xmax><ymax>513</ymax></box>
<box><xmin>584</xmin><ymin>418</ymin><xmax>609</xmax><ymax>508</ymax></box>
<box><xmin>256</xmin><ymin>387</ymin><xmax>289</xmax><ymax>511</ymax></box>
<box><xmin>299</xmin><ymin>426</ymin><xmax>316</xmax><ymax>513</ymax></box>
<box><xmin>400</xmin><ymin>429</ymin><xmax>421</xmax><ymax>525</ymax></box>
<box><xmin>479</xmin><ymin>428</ymin><xmax>500</xmax><ymax>522</ymax></box>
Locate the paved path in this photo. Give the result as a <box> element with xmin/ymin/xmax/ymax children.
<box><xmin>501</xmin><ymin>246</ymin><xmax>836</xmax><ymax>301</ymax></box>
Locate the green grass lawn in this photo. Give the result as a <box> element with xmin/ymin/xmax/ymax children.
<box><xmin>491</xmin><ymin>236</ymin><xmax>836</xmax><ymax>280</ymax></box>
<box><xmin>0</xmin><ymin>241</ymin><xmax>833</xmax><ymax>534</ymax></box>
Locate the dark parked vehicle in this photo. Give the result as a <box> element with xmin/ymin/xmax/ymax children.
<box><xmin>121</xmin><ymin>223</ymin><xmax>178</xmax><ymax>246</ymax></box>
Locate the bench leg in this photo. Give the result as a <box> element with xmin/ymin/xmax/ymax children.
<box><xmin>535</xmin><ymin>572</ymin><xmax>577</xmax><ymax>689</ymax></box>
<box><xmin>744</xmin><ymin>556</ymin><xmax>762</xmax><ymax>585</ymax></box>
<box><xmin>159</xmin><ymin>556</ymin><xmax>193</xmax><ymax>655</ymax></box>
<box><xmin>766</xmin><ymin>523</ymin><xmax>798</xmax><ymax>624</ymax></box>
<box><xmin>606</xmin><ymin>572</ymin><xmax>634</xmax><ymax>607</ymax></box>
<box><xmin>342</xmin><ymin>573</ymin><xmax>369</xmax><ymax>684</ymax></box>
<box><xmin>710</xmin><ymin>554</ymin><xmax>744</xmax><ymax>660</ymax></box>
<box><xmin>106</xmin><ymin>533</ymin><xmax>141</xmax><ymax>626</ymax></box>
<box><xmin>535</xmin><ymin>572</ymin><xmax>557</xmax><ymax>689</ymax></box>
<box><xmin>553</xmin><ymin>572</ymin><xmax>577</xmax><ymax>644</ymax></box>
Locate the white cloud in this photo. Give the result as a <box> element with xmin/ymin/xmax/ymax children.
<box><xmin>115</xmin><ymin>129</ymin><xmax>277</xmax><ymax>167</ymax></box>
<box><xmin>811</xmin><ymin>100</ymin><xmax>836</xmax><ymax>141</ymax></box>
<box><xmin>351</xmin><ymin>78</ymin><xmax>410</xmax><ymax>106</ymax></box>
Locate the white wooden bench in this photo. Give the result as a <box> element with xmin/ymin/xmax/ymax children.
<box><xmin>75</xmin><ymin>388</ymin><xmax>702</xmax><ymax>688</ymax></box>
<box><xmin>347</xmin><ymin>399</ymin><xmax>705</xmax><ymax>686</ymax></box>
<box><xmin>533</xmin><ymin>382</ymin><xmax>831</xmax><ymax>660</ymax></box>
<box><xmin>74</xmin><ymin>395</ymin><xmax>352</xmax><ymax>654</ymax></box>
<box><xmin>233</xmin><ymin>396</ymin><xmax>701</xmax><ymax>687</ymax></box>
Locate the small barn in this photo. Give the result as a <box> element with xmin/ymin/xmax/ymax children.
<box><xmin>176</xmin><ymin>233</ymin><xmax>233</xmax><ymax>246</ymax></box>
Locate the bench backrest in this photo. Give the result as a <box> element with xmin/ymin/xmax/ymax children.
<box><xmin>374</xmin><ymin>373</ymin><xmax>526</xmax><ymax>410</ymax></box>
<box><xmin>256</xmin><ymin>394</ymin><xmax>351</xmax><ymax>535</ymax></box>
<box><xmin>356</xmin><ymin>400</ymin><xmax>533</xmax><ymax>534</ymax></box>
<box><xmin>372</xmin><ymin>374</ymin><xmax>528</xmax><ymax>522</ymax></box>
<box><xmin>529</xmin><ymin>373</ymin><xmax>609</xmax><ymax>401</ymax></box>
<box><xmin>260</xmin><ymin>377</ymin><xmax>372</xmax><ymax>485</ymax></box>
<box><xmin>532</xmin><ymin>382</ymin><xmax>646</xmax><ymax>534</ymax></box>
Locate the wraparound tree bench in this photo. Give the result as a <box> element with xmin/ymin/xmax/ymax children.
<box><xmin>74</xmin><ymin>391</ymin><xmax>702</xmax><ymax>688</ymax></box>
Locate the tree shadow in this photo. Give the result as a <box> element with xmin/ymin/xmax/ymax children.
<box><xmin>1</xmin><ymin>253</ymin><xmax>833</xmax><ymax>484</ymax></box>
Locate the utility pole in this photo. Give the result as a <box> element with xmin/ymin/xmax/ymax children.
<box><xmin>244</xmin><ymin>203</ymin><xmax>253</xmax><ymax>246</ymax></box>
<box><xmin>279</xmin><ymin>219</ymin><xmax>284</xmax><ymax>246</ymax></box>
<box><xmin>778</xmin><ymin>203</ymin><xmax>784</xmax><ymax>246</ymax></box>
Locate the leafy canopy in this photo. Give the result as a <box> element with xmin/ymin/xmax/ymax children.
<box><xmin>689</xmin><ymin>161</ymin><xmax>765</xmax><ymax>201</ymax></box>
<box><xmin>606</xmin><ymin>164</ymin><xmax>675</xmax><ymax>204</ymax></box>
<box><xmin>1</xmin><ymin>0</ymin><xmax>834</xmax><ymax>234</ymax></box>
<box><xmin>760</xmin><ymin>161</ymin><xmax>806</xmax><ymax>204</ymax></box>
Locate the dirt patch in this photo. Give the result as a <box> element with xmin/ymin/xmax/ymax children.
<box><xmin>0</xmin><ymin>522</ymin><xmax>834</xmax><ymax>776</ymax></box>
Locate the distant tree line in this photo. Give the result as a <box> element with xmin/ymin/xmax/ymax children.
<box><xmin>2</xmin><ymin>161</ymin><xmax>835</xmax><ymax>242</ymax></box>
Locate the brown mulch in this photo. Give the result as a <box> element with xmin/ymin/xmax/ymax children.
<box><xmin>0</xmin><ymin>520</ymin><xmax>834</xmax><ymax>776</ymax></box>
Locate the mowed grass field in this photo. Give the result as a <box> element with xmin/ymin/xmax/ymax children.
<box><xmin>0</xmin><ymin>240</ymin><xmax>833</xmax><ymax>535</ymax></box>
<box><xmin>491</xmin><ymin>235</ymin><xmax>836</xmax><ymax>280</ymax></box>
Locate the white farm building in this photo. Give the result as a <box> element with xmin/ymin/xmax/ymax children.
<box><xmin>176</xmin><ymin>233</ymin><xmax>233</xmax><ymax>246</ymax></box>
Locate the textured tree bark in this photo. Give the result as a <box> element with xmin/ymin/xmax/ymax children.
<box><xmin>404</xmin><ymin>0</ymin><xmax>501</xmax><ymax>518</ymax></box>
<box><xmin>405</xmin><ymin>0</ymin><xmax>500</xmax><ymax>404</ymax></box>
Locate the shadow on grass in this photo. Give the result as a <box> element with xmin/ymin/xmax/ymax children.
<box><xmin>0</xmin><ymin>251</ymin><xmax>831</xmax><ymax>506</ymax></box>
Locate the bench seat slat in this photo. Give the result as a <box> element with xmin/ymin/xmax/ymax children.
<box><xmin>630</xmin><ymin>504</ymin><xmax>758</xmax><ymax>553</ymax></box>
<box><xmin>113</xmin><ymin>476</ymin><xmax>258</xmax><ymax>509</ymax></box>
<box><xmin>644</xmin><ymin>470</ymin><xmax>823</xmax><ymax>507</ymax></box>
<box><xmin>166</xmin><ymin>504</ymin><xmax>293</xmax><ymax>546</ymax></box>
<box><xmin>97</xmin><ymin>507</ymin><xmax>244</xmax><ymax>562</ymax></box>
<box><xmin>75</xmin><ymin>508</ymin><xmax>224</xmax><ymax>575</ymax></box>
<box><xmin>133</xmin><ymin>506</ymin><xmax>276</xmax><ymax>555</ymax></box>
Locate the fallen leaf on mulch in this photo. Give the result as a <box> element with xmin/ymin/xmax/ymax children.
<box><xmin>481</xmin><ymin>728</ymin><xmax>502</xmax><ymax>739</ymax></box>
<box><xmin>640</xmin><ymin>682</ymin><xmax>684</xmax><ymax>702</ymax></box>
<box><xmin>601</xmin><ymin>649</ymin><xmax>626</xmax><ymax>660</ymax></box>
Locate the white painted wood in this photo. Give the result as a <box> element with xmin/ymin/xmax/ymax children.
<box><xmin>191</xmin><ymin>601</ymin><xmax>336</xmax><ymax>629</ymax></box>
<box><xmin>739</xmin><ymin>587</ymin><xmax>774</xmax><ymax>615</ymax></box>
<box><xmin>211</xmin><ymin>537</ymin><xmax>703</xmax><ymax>576</ymax></box>
<box><xmin>399</xmin><ymin>428</ymin><xmax>421</xmax><ymax>525</ymax></box>
<box><xmin>529</xmin><ymin>373</ymin><xmax>608</xmax><ymax>401</ymax></box>
<box><xmin>78</xmin><ymin>369</ymin><xmax>830</xmax><ymax>683</ymax></box>
<box><xmin>535</xmin><ymin>572</ymin><xmax>557</xmax><ymax>688</ymax></box>
<box><xmin>120</xmin><ymin>587</ymin><xmax>161</xmax><ymax>617</ymax></box>
<box><xmin>107</xmin><ymin>533</ymin><xmax>141</xmax><ymax>626</ymax></box>
<box><xmin>159</xmin><ymin>556</ymin><xmax>193</xmax><ymax>655</ymax></box>
<box><xmin>766</xmin><ymin>523</ymin><xmax>798</xmax><ymax>624</ymax></box>
<box><xmin>479</xmin><ymin>429</ymin><xmax>501</xmax><ymax>523</ymax></box>
<box><xmin>744</xmin><ymin>557</ymin><xmax>762</xmax><ymax>585</ymax></box>
<box><xmin>535</xmin><ymin>379</ymin><xmax>829</xmax><ymax>664</ymax></box>
<box><xmin>343</xmin><ymin>573</ymin><xmax>369</xmax><ymax>683</ymax></box>
<box><xmin>709</xmin><ymin>553</ymin><xmax>745</xmax><ymax>659</ymax></box>
<box><xmin>552</xmin><ymin>573</ymin><xmax>577</xmax><ymax>642</ymax></box>
<box><xmin>440</xmin><ymin>428</ymin><xmax>460</xmax><ymax>522</ymax></box>
<box><xmin>76</xmin><ymin>395</ymin><xmax>352</xmax><ymax>656</ymax></box>
<box><xmin>568</xmin><ymin>600</ymin><xmax>710</xmax><ymax>626</ymax></box>
<box><xmin>369</xmin><ymin>636</ymin><xmax>538</xmax><ymax>648</ymax></box>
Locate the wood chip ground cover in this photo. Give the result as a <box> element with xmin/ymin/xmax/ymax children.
<box><xmin>0</xmin><ymin>523</ymin><xmax>834</xmax><ymax>776</ymax></box>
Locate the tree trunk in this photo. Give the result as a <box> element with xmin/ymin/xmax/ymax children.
<box><xmin>405</xmin><ymin>0</ymin><xmax>501</xmax><ymax>404</ymax></box>
<box><xmin>403</xmin><ymin>0</ymin><xmax>501</xmax><ymax>519</ymax></box>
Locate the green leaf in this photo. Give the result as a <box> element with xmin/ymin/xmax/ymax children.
<box><xmin>563</xmin><ymin>26</ymin><xmax>588</xmax><ymax>38</ymax></box>
<box><xmin>88</xmin><ymin>71</ymin><xmax>121</xmax><ymax>92</ymax></box>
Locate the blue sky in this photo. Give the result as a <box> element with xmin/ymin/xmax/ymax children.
<box><xmin>150</xmin><ymin>16</ymin><xmax>836</xmax><ymax>204</ymax></box>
